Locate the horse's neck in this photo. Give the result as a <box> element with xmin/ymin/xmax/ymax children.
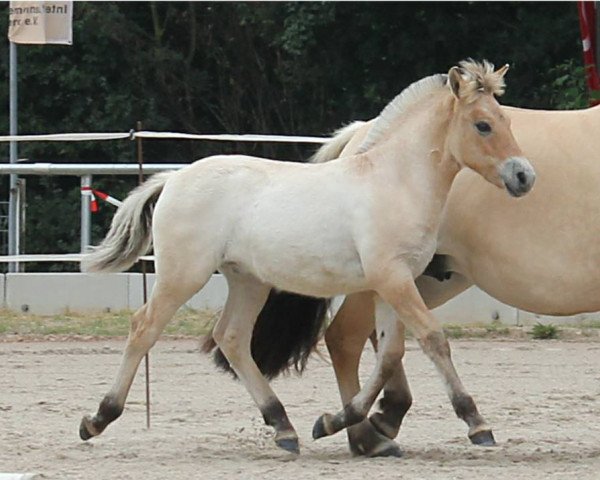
<box><xmin>366</xmin><ymin>98</ymin><xmax>460</xmax><ymax>210</ymax></box>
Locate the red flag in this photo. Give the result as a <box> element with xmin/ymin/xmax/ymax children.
<box><xmin>578</xmin><ymin>2</ymin><xmax>600</xmax><ymax>105</ymax></box>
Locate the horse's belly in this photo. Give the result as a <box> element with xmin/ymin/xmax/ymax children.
<box><xmin>265</xmin><ymin>257</ymin><xmax>367</xmax><ymax>298</ymax></box>
<box><xmin>226</xmin><ymin>235</ymin><xmax>367</xmax><ymax>297</ymax></box>
<box><xmin>447</xmin><ymin>231</ymin><xmax>600</xmax><ymax>315</ymax></box>
<box><xmin>467</xmin><ymin>257</ymin><xmax>600</xmax><ymax>315</ymax></box>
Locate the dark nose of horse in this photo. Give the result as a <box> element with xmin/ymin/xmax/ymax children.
<box><xmin>500</xmin><ymin>157</ymin><xmax>536</xmax><ymax>197</ymax></box>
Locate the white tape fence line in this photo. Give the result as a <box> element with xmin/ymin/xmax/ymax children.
<box><xmin>0</xmin><ymin>254</ymin><xmax>154</xmax><ymax>263</ymax></box>
<box><xmin>0</xmin><ymin>130</ymin><xmax>328</xmax><ymax>144</ymax></box>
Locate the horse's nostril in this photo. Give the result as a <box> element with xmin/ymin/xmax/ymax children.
<box><xmin>517</xmin><ymin>171</ymin><xmax>527</xmax><ymax>185</ymax></box>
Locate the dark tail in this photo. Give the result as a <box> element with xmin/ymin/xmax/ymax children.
<box><xmin>201</xmin><ymin>290</ymin><xmax>330</xmax><ymax>380</ymax></box>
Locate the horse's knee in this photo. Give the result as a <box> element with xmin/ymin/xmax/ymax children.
<box><xmin>418</xmin><ymin>330</ymin><xmax>450</xmax><ymax>359</ymax></box>
<box><xmin>213</xmin><ymin>328</ymin><xmax>248</xmax><ymax>364</ymax></box>
<box><xmin>125</xmin><ymin>306</ymin><xmax>160</xmax><ymax>351</ymax></box>
<box><xmin>129</xmin><ymin>305</ymin><xmax>147</xmax><ymax>334</ymax></box>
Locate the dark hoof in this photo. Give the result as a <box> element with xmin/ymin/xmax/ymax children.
<box><xmin>313</xmin><ymin>413</ymin><xmax>337</xmax><ymax>439</ymax></box>
<box><xmin>79</xmin><ymin>416</ymin><xmax>94</xmax><ymax>441</ymax></box>
<box><xmin>470</xmin><ymin>430</ymin><xmax>496</xmax><ymax>446</ymax></box>
<box><xmin>276</xmin><ymin>437</ymin><xmax>300</xmax><ymax>454</ymax></box>
<box><xmin>370</xmin><ymin>442</ymin><xmax>403</xmax><ymax>458</ymax></box>
<box><xmin>312</xmin><ymin>415</ymin><xmax>328</xmax><ymax>440</ymax></box>
<box><xmin>349</xmin><ymin>422</ymin><xmax>404</xmax><ymax>458</ymax></box>
<box><xmin>350</xmin><ymin>437</ymin><xmax>404</xmax><ymax>458</ymax></box>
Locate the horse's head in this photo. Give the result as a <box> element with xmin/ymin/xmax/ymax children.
<box><xmin>446</xmin><ymin>60</ymin><xmax>535</xmax><ymax>197</ymax></box>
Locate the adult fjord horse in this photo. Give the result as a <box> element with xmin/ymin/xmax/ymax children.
<box><xmin>219</xmin><ymin>66</ymin><xmax>600</xmax><ymax>457</ymax></box>
<box><xmin>312</xmin><ymin>79</ymin><xmax>600</xmax><ymax>458</ymax></box>
<box><xmin>79</xmin><ymin>60</ymin><xmax>534</xmax><ymax>455</ymax></box>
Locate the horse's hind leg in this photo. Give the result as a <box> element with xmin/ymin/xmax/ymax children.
<box><xmin>325</xmin><ymin>292</ymin><xmax>404</xmax><ymax>457</ymax></box>
<box><xmin>79</xmin><ymin>268</ymin><xmax>212</xmax><ymax>440</ymax></box>
<box><xmin>368</xmin><ymin>329</ymin><xmax>413</xmax><ymax>441</ymax></box>
<box><xmin>213</xmin><ymin>271</ymin><xmax>299</xmax><ymax>454</ymax></box>
<box><xmin>314</xmin><ymin>295</ymin><xmax>407</xmax><ymax>441</ymax></box>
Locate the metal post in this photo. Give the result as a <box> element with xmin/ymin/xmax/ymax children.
<box><xmin>137</xmin><ymin>121</ymin><xmax>151</xmax><ymax>430</ymax></box>
<box><xmin>8</xmin><ymin>42</ymin><xmax>19</xmax><ymax>272</ymax></box>
<box><xmin>80</xmin><ymin>175</ymin><xmax>92</xmax><ymax>252</ymax></box>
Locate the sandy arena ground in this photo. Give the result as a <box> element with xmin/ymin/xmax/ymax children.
<box><xmin>1</xmin><ymin>338</ymin><xmax>600</xmax><ymax>479</ymax></box>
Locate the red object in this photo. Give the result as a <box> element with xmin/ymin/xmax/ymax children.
<box><xmin>94</xmin><ymin>190</ymin><xmax>109</xmax><ymax>201</ymax></box>
<box><xmin>578</xmin><ymin>1</ymin><xmax>600</xmax><ymax>105</ymax></box>
<box><xmin>89</xmin><ymin>193</ymin><xmax>99</xmax><ymax>213</ymax></box>
<box><xmin>81</xmin><ymin>186</ymin><xmax>122</xmax><ymax>213</ymax></box>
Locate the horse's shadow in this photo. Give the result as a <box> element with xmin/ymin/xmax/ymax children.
<box><xmin>191</xmin><ymin>435</ymin><xmax>600</xmax><ymax>465</ymax></box>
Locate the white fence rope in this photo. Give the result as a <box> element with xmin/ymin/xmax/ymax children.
<box><xmin>0</xmin><ymin>130</ymin><xmax>328</xmax><ymax>144</ymax></box>
<box><xmin>135</xmin><ymin>131</ymin><xmax>328</xmax><ymax>143</ymax></box>
<box><xmin>0</xmin><ymin>132</ymin><xmax>132</xmax><ymax>142</ymax></box>
<box><xmin>0</xmin><ymin>254</ymin><xmax>155</xmax><ymax>263</ymax></box>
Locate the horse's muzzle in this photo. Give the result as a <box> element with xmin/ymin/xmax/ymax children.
<box><xmin>499</xmin><ymin>157</ymin><xmax>536</xmax><ymax>197</ymax></box>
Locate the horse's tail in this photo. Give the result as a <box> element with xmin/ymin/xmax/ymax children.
<box><xmin>80</xmin><ymin>171</ymin><xmax>174</xmax><ymax>273</ymax></box>
<box><xmin>310</xmin><ymin>121</ymin><xmax>366</xmax><ymax>164</ymax></box>
<box><xmin>201</xmin><ymin>291</ymin><xmax>330</xmax><ymax>380</ymax></box>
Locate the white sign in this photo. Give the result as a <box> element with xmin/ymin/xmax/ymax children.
<box><xmin>8</xmin><ymin>1</ymin><xmax>72</xmax><ymax>45</ymax></box>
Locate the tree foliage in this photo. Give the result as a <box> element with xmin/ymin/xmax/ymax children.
<box><xmin>0</xmin><ymin>2</ymin><xmax>589</xmax><ymax>269</ymax></box>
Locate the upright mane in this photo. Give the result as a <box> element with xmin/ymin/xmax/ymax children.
<box><xmin>457</xmin><ymin>59</ymin><xmax>506</xmax><ymax>103</ymax></box>
<box><xmin>357</xmin><ymin>59</ymin><xmax>507</xmax><ymax>154</ymax></box>
<box><xmin>357</xmin><ymin>73</ymin><xmax>448</xmax><ymax>153</ymax></box>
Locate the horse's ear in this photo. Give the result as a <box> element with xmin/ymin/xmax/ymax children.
<box><xmin>495</xmin><ymin>63</ymin><xmax>510</xmax><ymax>78</ymax></box>
<box><xmin>448</xmin><ymin>66</ymin><xmax>464</xmax><ymax>99</ymax></box>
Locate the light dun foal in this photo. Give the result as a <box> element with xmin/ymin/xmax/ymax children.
<box><xmin>79</xmin><ymin>60</ymin><xmax>534</xmax><ymax>456</ymax></box>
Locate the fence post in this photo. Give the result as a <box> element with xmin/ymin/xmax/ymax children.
<box><xmin>136</xmin><ymin>121</ymin><xmax>151</xmax><ymax>430</ymax></box>
<box><xmin>80</xmin><ymin>175</ymin><xmax>92</xmax><ymax>252</ymax></box>
<box><xmin>8</xmin><ymin>42</ymin><xmax>19</xmax><ymax>273</ymax></box>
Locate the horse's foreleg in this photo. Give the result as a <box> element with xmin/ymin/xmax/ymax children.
<box><xmin>380</xmin><ymin>279</ymin><xmax>495</xmax><ymax>446</ymax></box>
<box><xmin>348</xmin><ymin>271</ymin><xmax>470</xmax><ymax>444</ymax></box>
<box><xmin>325</xmin><ymin>292</ymin><xmax>403</xmax><ymax>457</ymax></box>
<box><xmin>363</xmin><ymin>271</ymin><xmax>472</xmax><ymax>441</ymax></box>
<box><xmin>213</xmin><ymin>273</ymin><xmax>299</xmax><ymax>454</ymax></box>
<box><xmin>80</xmin><ymin>277</ymin><xmax>205</xmax><ymax>440</ymax></box>
<box><xmin>314</xmin><ymin>297</ymin><xmax>406</xmax><ymax>441</ymax></box>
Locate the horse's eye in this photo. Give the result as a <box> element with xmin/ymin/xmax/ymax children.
<box><xmin>475</xmin><ymin>121</ymin><xmax>492</xmax><ymax>135</ymax></box>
